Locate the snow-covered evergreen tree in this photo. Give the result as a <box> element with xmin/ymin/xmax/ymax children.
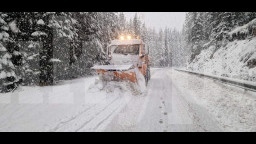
<box><xmin>141</xmin><ymin>22</ymin><xmax>147</xmax><ymax>41</ymax></box>
<box><xmin>163</xmin><ymin>28</ymin><xmax>169</xmax><ymax>66</ymax></box>
<box><xmin>133</xmin><ymin>13</ymin><xmax>141</xmax><ymax>37</ymax></box>
<box><xmin>0</xmin><ymin>12</ymin><xmax>19</xmax><ymax>92</ymax></box>
<box><xmin>183</xmin><ymin>12</ymin><xmax>256</xmax><ymax>64</ymax></box>
<box><xmin>1</xmin><ymin>12</ymin><xmax>121</xmax><ymax>90</ymax></box>
<box><xmin>118</xmin><ymin>12</ymin><xmax>126</xmax><ymax>34</ymax></box>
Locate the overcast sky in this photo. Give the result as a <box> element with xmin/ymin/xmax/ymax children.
<box><xmin>124</xmin><ymin>12</ymin><xmax>186</xmax><ymax>32</ymax></box>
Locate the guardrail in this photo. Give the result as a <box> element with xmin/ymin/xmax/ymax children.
<box><xmin>174</xmin><ymin>68</ymin><xmax>256</xmax><ymax>92</ymax></box>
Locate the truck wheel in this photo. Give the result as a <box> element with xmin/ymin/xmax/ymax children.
<box><xmin>145</xmin><ymin>68</ymin><xmax>150</xmax><ymax>85</ymax></box>
<box><xmin>148</xmin><ymin>67</ymin><xmax>151</xmax><ymax>80</ymax></box>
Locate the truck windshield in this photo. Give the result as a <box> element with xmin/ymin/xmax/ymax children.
<box><xmin>112</xmin><ymin>45</ymin><xmax>140</xmax><ymax>55</ymax></box>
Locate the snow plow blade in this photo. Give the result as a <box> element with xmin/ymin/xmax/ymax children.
<box><xmin>91</xmin><ymin>64</ymin><xmax>137</xmax><ymax>83</ymax></box>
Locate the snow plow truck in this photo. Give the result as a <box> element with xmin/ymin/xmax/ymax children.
<box><xmin>91</xmin><ymin>35</ymin><xmax>150</xmax><ymax>85</ymax></box>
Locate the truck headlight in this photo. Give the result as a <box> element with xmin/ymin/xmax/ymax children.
<box><xmin>127</xmin><ymin>35</ymin><xmax>131</xmax><ymax>40</ymax></box>
<box><xmin>119</xmin><ymin>36</ymin><xmax>124</xmax><ymax>40</ymax></box>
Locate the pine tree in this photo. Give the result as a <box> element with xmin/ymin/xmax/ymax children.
<box><xmin>133</xmin><ymin>13</ymin><xmax>141</xmax><ymax>37</ymax></box>
<box><xmin>0</xmin><ymin>42</ymin><xmax>17</xmax><ymax>92</ymax></box>
<box><xmin>184</xmin><ymin>12</ymin><xmax>195</xmax><ymax>44</ymax></box>
<box><xmin>164</xmin><ymin>28</ymin><xmax>169</xmax><ymax>66</ymax></box>
<box><xmin>0</xmin><ymin>13</ymin><xmax>19</xmax><ymax>92</ymax></box>
<box><xmin>141</xmin><ymin>22</ymin><xmax>147</xmax><ymax>41</ymax></box>
<box><xmin>118</xmin><ymin>12</ymin><xmax>126</xmax><ymax>34</ymax></box>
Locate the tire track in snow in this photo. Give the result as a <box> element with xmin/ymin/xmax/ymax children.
<box><xmin>135</xmin><ymin>68</ymin><xmax>203</xmax><ymax>131</ymax></box>
<box><xmin>46</xmin><ymin>94</ymin><xmax>109</xmax><ymax>132</ymax></box>
<box><xmin>77</xmin><ymin>96</ymin><xmax>129</xmax><ymax>132</ymax></box>
<box><xmin>53</xmin><ymin>94</ymin><xmax>123</xmax><ymax>132</ymax></box>
<box><xmin>48</xmin><ymin>104</ymin><xmax>97</xmax><ymax>132</ymax></box>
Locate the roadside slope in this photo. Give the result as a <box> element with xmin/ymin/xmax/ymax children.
<box><xmin>188</xmin><ymin>35</ymin><xmax>256</xmax><ymax>83</ymax></box>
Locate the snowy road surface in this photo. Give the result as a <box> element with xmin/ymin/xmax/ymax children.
<box><xmin>0</xmin><ymin>68</ymin><xmax>256</xmax><ymax>132</ymax></box>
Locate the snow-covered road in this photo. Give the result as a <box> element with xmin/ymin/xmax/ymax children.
<box><xmin>105</xmin><ymin>68</ymin><xmax>220</xmax><ymax>132</ymax></box>
<box><xmin>0</xmin><ymin>68</ymin><xmax>256</xmax><ymax>132</ymax></box>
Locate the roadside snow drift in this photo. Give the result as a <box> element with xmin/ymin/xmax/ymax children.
<box><xmin>188</xmin><ymin>37</ymin><xmax>256</xmax><ymax>82</ymax></box>
<box><xmin>171</xmin><ymin>69</ymin><xmax>256</xmax><ymax>131</ymax></box>
<box><xmin>0</xmin><ymin>75</ymin><xmax>146</xmax><ymax>132</ymax></box>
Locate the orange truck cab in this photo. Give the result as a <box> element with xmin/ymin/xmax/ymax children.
<box><xmin>92</xmin><ymin>37</ymin><xmax>150</xmax><ymax>85</ymax></box>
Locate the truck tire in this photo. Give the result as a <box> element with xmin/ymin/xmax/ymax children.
<box><xmin>145</xmin><ymin>67</ymin><xmax>150</xmax><ymax>85</ymax></box>
<box><xmin>148</xmin><ymin>67</ymin><xmax>151</xmax><ymax>80</ymax></box>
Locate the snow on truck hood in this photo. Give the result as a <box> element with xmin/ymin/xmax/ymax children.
<box><xmin>91</xmin><ymin>64</ymin><xmax>133</xmax><ymax>71</ymax></box>
<box><xmin>110</xmin><ymin>53</ymin><xmax>139</xmax><ymax>66</ymax></box>
<box><xmin>91</xmin><ymin>54</ymin><xmax>139</xmax><ymax>71</ymax></box>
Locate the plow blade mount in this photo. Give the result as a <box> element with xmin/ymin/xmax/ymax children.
<box><xmin>91</xmin><ymin>65</ymin><xmax>137</xmax><ymax>83</ymax></box>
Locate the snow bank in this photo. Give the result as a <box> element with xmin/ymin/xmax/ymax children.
<box><xmin>176</xmin><ymin>68</ymin><xmax>256</xmax><ymax>91</ymax></box>
<box><xmin>171</xmin><ymin>69</ymin><xmax>256</xmax><ymax>131</ymax></box>
<box><xmin>188</xmin><ymin>37</ymin><xmax>256</xmax><ymax>82</ymax></box>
